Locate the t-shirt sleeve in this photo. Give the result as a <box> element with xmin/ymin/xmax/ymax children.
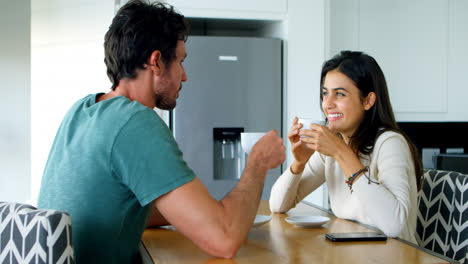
<box><xmin>111</xmin><ymin>109</ymin><xmax>196</xmax><ymax>206</ymax></box>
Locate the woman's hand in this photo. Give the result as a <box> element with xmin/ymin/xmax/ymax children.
<box><xmin>288</xmin><ymin>117</ymin><xmax>315</xmax><ymax>164</ymax></box>
<box><xmin>299</xmin><ymin>122</ymin><xmax>347</xmax><ymax>158</ymax></box>
<box><xmin>300</xmin><ymin>123</ymin><xmax>366</xmax><ymax>183</ymax></box>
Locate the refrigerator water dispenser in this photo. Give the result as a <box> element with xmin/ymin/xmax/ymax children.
<box><xmin>213</xmin><ymin>128</ymin><xmax>244</xmax><ymax>180</ymax></box>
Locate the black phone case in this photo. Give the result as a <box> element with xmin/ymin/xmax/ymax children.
<box><xmin>325</xmin><ymin>232</ymin><xmax>387</xmax><ymax>242</ymax></box>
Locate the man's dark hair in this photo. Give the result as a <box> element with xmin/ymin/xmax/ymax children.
<box><xmin>104</xmin><ymin>0</ymin><xmax>189</xmax><ymax>90</ymax></box>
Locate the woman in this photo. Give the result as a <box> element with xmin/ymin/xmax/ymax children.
<box><xmin>269</xmin><ymin>51</ymin><xmax>423</xmax><ymax>243</ymax></box>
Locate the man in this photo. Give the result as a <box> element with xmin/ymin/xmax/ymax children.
<box><xmin>37</xmin><ymin>1</ymin><xmax>285</xmax><ymax>263</ymax></box>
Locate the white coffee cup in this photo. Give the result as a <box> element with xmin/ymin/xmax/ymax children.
<box><xmin>297</xmin><ymin>118</ymin><xmax>325</xmax><ymax>137</ymax></box>
<box><xmin>298</xmin><ymin>118</ymin><xmax>325</xmax><ymax>130</ymax></box>
<box><xmin>241</xmin><ymin>132</ymin><xmax>267</xmax><ymax>154</ymax></box>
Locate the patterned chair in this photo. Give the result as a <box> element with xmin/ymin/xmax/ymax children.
<box><xmin>0</xmin><ymin>202</ymin><xmax>74</xmax><ymax>264</ymax></box>
<box><xmin>417</xmin><ymin>169</ymin><xmax>468</xmax><ymax>264</ymax></box>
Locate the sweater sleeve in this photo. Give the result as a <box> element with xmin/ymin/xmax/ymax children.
<box><xmin>352</xmin><ymin>133</ymin><xmax>416</xmax><ymax>237</ymax></box>
<box><xmin>269</xmin><ymin>152</ymin><xmax>326</xmax><ymax>213</ymax></box>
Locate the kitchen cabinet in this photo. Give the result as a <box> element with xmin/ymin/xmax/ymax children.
<box><xmin>447</xmin><ymin>0</ymin><xmax>468</xmax><ymax>121</ymax></box>
<box><xmin>359</xmin><ymin>0</ymin><xmax>448</xmax><ymax>114</ymax></box>
<box><xmin>163</xmin><ymin>0</ymin><xmax>287</xmax><ymax>20</ymax></box>
<box><xmin>329</xmin><ymin>0</ymin><xmax>468</xmax><ymax>121</ymax></box>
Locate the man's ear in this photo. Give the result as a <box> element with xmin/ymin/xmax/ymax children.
<box><xmin>364</xmin><ymin>92</ymin><xmax>376</xmax><ymax>110</ymax></box>
<box><xmin>148</xmin><ymin>50</ymin><xmax>163</xmax><ymax>76</ymax></box>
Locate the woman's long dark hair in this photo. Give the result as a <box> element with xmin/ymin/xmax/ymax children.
<box><xmin>320</xmin><ymin>51</ymin><xmax>423</xmax><ymax>190</ymax></box>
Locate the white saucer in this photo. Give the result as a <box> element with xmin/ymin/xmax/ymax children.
<box><xmin>252</xmin><ymin>215</ymin><xmax>272</xmax><ymax>227</ymax></box>
<box><xmin>285</xmin><ymin>215</ymin><xmax>330</xmax><ymax>228</ymax></box>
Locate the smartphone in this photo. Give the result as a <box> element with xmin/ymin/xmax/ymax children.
<box><xmin>325</xmin><ymin>232</ymin><xmax>387</xmax><ymax>242</ymax></box>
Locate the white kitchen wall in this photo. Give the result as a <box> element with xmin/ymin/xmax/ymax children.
<box><xmin>0</xmin><ymin>1</ymin><xmax>31</xmax><ymax>203</ymax></box>
<box><xmin>31</xmin><ymin>0</ymin><xmax>114</xmax><ymax>200</ymax></box>
<box><xmin>286</xmin><ymin>0</ymin><xmax>327</xmax><ymax>206</ymax></box>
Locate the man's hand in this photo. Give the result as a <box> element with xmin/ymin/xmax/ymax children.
<box><xmin>247</xmin><ymin>130</ymin><xmax>286</xmax><ymax>174</ymax></box>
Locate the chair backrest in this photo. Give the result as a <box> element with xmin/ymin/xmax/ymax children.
<box><xmin>0</xmin><ymin>202</ymin><xmax>74</xmax><ymax>264</ymax></box>
<box><xmin>417</xmin><ymin>169</ymin><xmax>468</xmax><ymax>263</ymax></box>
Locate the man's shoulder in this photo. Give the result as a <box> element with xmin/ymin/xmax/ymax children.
<box><xmin>98</xmin><ymin>95</ymin><xmax>151</xmax><ymax>116</ymax></box>
<box><xmin>81</xmin><ymin>94</ymin><xmax>162</xmax><ymax>128</ymax></box>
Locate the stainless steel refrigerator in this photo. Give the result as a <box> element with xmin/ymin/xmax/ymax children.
<box><xmin>171</xmin><ymin>36</ymin><xmax>282</xmax><ymax>200</ymax></box>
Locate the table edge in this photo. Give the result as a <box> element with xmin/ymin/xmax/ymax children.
<box><xmin>301</xmin><ymin>200</ymin><xmax>458</xmax><ymax>264</ymax></box>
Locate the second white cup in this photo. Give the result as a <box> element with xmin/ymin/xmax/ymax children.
<box><xmin>240</xmin><ymin>132</ymin><xmax>266</xmax><ymax>154</ymax></box>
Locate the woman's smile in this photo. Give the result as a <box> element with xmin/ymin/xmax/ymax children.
<box><xmin>327</xmin><ymin>112</ymin><xmax>343</xmax><ymax>121</ymax></box>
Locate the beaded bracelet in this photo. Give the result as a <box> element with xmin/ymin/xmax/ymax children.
<box><xmin>345</xmin><ymin>166</ymin><xmax>369</xmax><ymax>194</ymax></box>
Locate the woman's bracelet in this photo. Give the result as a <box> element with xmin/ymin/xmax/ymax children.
<box><xmin>345</xmin><ymin>166</ymin><xmax>369</xmax><ymax>194</ymax></box>
<box><xmin>363</xmin><ymin>170</ymin><xmax>380</xmax><ymax>185</ymax></box>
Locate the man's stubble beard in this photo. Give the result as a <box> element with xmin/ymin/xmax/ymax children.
<box><xmin>154</xmin><ymin>84</ymin><xmax>182</xmax><ymax>110</ymax></box>
<box><xmin>155</xmin><ymin>95</ymin><xmax>176</xmax><ymax>110</ymax></box>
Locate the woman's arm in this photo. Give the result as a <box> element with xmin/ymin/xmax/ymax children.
<box><xmin>269</xmin><ymin>152</ymin><xmax>326</xmax><ymax>213</ymax></box>
<box><xmin>351</xmin><ymin>133</ymin><xmax>416</xmax><ymax>237</ymax></box>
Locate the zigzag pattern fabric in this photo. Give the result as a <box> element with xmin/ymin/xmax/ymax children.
<box><xmin>0</xmin><ymin>202</ymin><xmax>74</xmax><ymax>264</ymax></box>
<box><xmin>416</xmin><ymin>169</ymin><xmax>468</xmax><ymax>264</ymax></box>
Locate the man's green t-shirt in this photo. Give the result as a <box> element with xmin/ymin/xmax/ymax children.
<box><xmin>38</xmin><ymin>94</ymin><xmax>195</xmax><ymax>263</ymax></box>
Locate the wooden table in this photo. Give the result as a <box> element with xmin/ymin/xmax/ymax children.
<box><xmin>141</xmin><ymin>201</ymin><xmax>453</xmax><ymax>264</ymax></box>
